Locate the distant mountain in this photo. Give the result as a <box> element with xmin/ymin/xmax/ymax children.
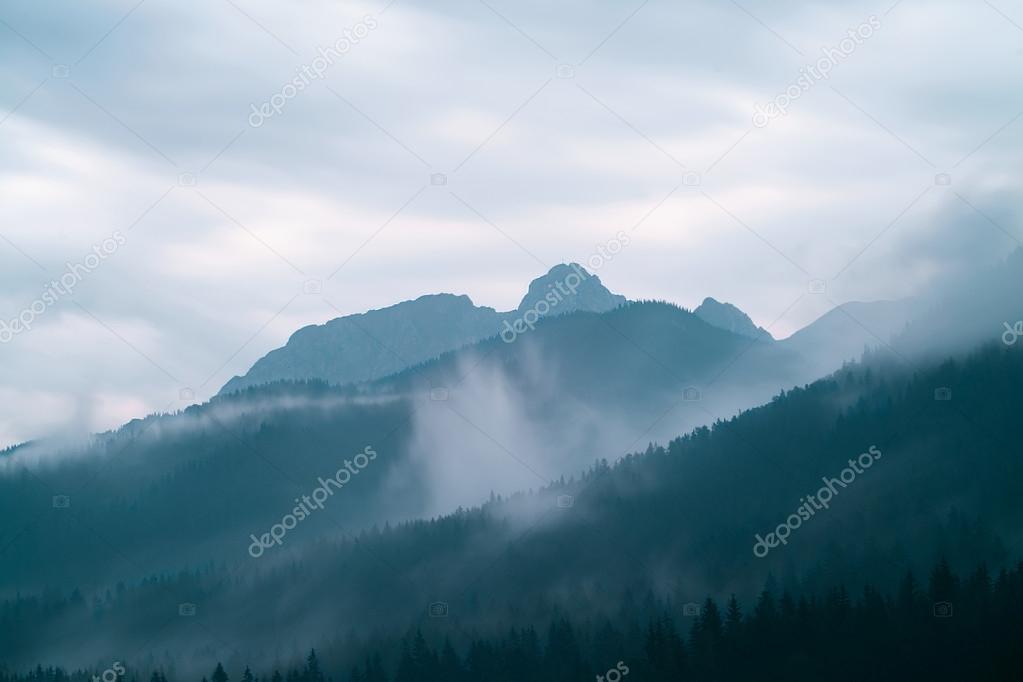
<box><xmin>775</xmin><ymin>248</ymin><xmax>1023</xmax><ymax>374</ymax></box>
<box><xmin>222</xmin><ymin>260</ymin><xmax>933</xmax><ymax>399</ymax></box>
<box><xmin>219</xmin><ymin>293</ymin><xmax>502</xmax><ymax>395</ymax></box>
<box><xmin>218</xmin><ymin>263</ymin><xmax>626</xmax><ymax>395</ymax></box>
<box><xmin>224</xmin><ymin>255</ymin><xmax>959</xmax><ymax>400</ymax></box>
<box><xmin>371</xmin><ymin>300</ymin><xmax>808</xmax><ymax>461</ymax></box>
<box><xmin>515</xmin><ymin>262</ymin><xmax>626</xmax><ymax>316</ymax></box>
<box><xmin>694</xmin><ymin>297</ymin><xmax>773</xmax><ymax>341</ymax></box>
<box><xmin>780</xmin><ymin>299</ymin><xmax>915</xmax><ymax>377</ymax></box>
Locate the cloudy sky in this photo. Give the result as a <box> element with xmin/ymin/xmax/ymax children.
<box><xmin>1</xmin><ymin>0</ymin><xmax>1021</xmax><ymax>446</ymax></box>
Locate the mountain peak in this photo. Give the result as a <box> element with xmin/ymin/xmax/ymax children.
<box><xmin>218</xmin><ymin>264</ymin><xmax>627</xmax><ymax>396</ymax></box>
<box><xmin>694</xmin><ymin>297</ymin><xmax>773</xmax><ymax>341</ymax></box>
<box><xmin>516</xmin><ymin>263</ymin><xmax>626</xmax><ymax>317</ymax></box>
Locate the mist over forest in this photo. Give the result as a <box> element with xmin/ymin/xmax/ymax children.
<box><xmin>4</xmin><ymin>0</ymin><xmax>1023</xmax><ymax>679</ymax></box>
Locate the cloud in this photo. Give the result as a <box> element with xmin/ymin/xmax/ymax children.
<box><xmin>0</xmin><ymin>0</ymin><xmax>1020</xmax><ymax>445</ymax></box>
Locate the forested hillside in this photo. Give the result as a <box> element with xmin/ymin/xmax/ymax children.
<box><xmin>6</xmin><ymin>558</ymin><xmax>1023</xmax><ymax>682</ymax></box>
<box><xmin>0</xmin><ymin>301</ymin><xmax>808</xmax><ymax>592</ymax></box>
<box><xmin>5</xmin><ymin>343</ymin><xmax>1022</xmax><ymax>675</ymax></box>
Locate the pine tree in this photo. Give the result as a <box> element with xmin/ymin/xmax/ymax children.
<box><xmin>723</xmin><ymin>595</ymin><xmax>742</xmax><ymax>637</ymax></box>
<box><xmin>304</xmin><ymin>650</ymin><xmax>324</xmax><ymax>682</ymax></box>
<box><xmin>438</xmin><ymin>639</ymin><xmax>462</xmax><ymax>682</ymax></box>
<box><xmin>363</xmin><ymin>655</ymin><xmax>387</xmax><ymax>682</ymax></box>
<box><xmin>394</xmin><ymin>639</ymin><xmax>416</xmax><ymax>682</ymax></box>
<box><xmin>929</xmin><ymin>557</ymin><xmax>959</xmax><ymax>604</ymax></box>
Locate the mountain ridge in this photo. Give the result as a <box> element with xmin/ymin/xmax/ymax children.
<box><xmin>218</xmin><ymin>264</ymin><xmax>628</xmax><ymax>396</ymax></box>
<box><xmin>218</xmin><ymin>265</ymin><xmax>817</xmax><ymax>397</ymax></box>
<box><xmin>694</xmin><ymin>296</ymin><xmax>773</xmax><ymax>341</ymax></box>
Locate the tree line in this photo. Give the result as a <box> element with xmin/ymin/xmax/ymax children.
<box><xmin>6</xmin><ymin>558</ymin><xmax>1023</xmax><ymax>682</ymax></box>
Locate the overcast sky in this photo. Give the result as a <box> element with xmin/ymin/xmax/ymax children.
<box><xmin>1</xmin><ymin>0</ymin><xmax>1021</xmax><ymax>446</ymax></box>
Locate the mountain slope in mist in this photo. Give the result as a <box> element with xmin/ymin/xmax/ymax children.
<box><xmin>8</xmin><ymin>342</ymin><xmax>1023</xmax><ymax>673</ymax></box>
<box><xmin>780</xmin><ymin>299</ymin><xmax>915</xmax><ymax>377</ymax></box>
<box><xmin>8</xmin><ymin>250</ymin><xmax>1021</xmax><ymax>600</ymax></box>
<box><xmin>894</xmin><ymin>247</ymin><xmax>1023</xmax><ymax>359</ymax></box>
<box><xmin>777</xmin><ymin>247</ymin><xmax>1023</xmax><ymax>374</ymax></box>
<box><xmin>0</xmin><ymin>301</ymin><xmax>802</xmax><ymax>593</ymax></box>
<box><xmin>13</xmin><ymin>247</ymin><xmax>1022</xmax><ymax>595</ymax></box>
<box><xmin>373</xmin><ymin>300</ymin><xmax>805</xmax><ymax>432</ymax></box>
<box><xmin>6</xmin><ymin>250</ymin><xmax>1022</xmax><ymax>673</ymax></box>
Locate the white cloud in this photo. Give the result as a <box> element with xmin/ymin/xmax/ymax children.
<box><xmin>0</xmin><ymin>0</ymin><xmax>1019</xmax><ymax>446</ymax></box>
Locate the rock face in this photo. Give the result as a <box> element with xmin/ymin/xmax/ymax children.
<box><xmin>218</xmin><ymin>264</ymin><xmax>626</xmax><ymax>395</ymax></box>
<box><xmin>694</xmin><ymin>297</ymin><xmax>773</xmax><ymax>341</ymax></box>
<box><xmin>515</xmin><ymin>263</ymin><xmax>626</xmax><ymax>317</ymax></box>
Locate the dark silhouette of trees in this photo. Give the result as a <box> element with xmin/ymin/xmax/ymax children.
<box><xmin>5</xmin><ymin>558</ymin><xmax>1023</xmax><ymax>682</ymax></box>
